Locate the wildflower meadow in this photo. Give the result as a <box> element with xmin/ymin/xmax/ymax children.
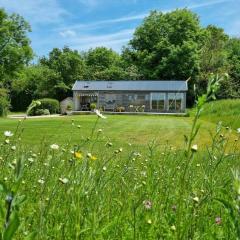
<box><xmin>0</xmin><ymin>78</ymin><xmax>240</xmax><ymax>239</ymax></box>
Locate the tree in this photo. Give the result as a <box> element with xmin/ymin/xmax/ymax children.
<box><xmin>0</xmin><ymin>88</ymin><xmax>10</xmax><ymax>116</ymax></box>
<box><xmin>198</xmin><ymin>25</ymin><xmax>229</xmax><ymax>94</ymax></box>
<box><xmin>123</xmin><ymin>9</ymin><xmax>203</xmax><ymax>81</ymax></box>
<box><xmin>40</xmin><ymin>46</ymin><xmax>86</xmax><ymax>98</ymax></box>
<box><xmin>11</xmin><ymin>65</ymin><xmax>60</xmax><ymax>111</ymax></box>
<box><xmin>220</xmin><ymin>37</ymin><xmax>240</xmax><ymax>98</ymax></box>
<box><xmin>0</xmin><ymin>8</ymin><xmax>33</xmax><ymax>87</ymax></box>
<box><xmin>84</xmin><ymin>47</ymin><xmax>126</xmax><ymax>80</ymax></box>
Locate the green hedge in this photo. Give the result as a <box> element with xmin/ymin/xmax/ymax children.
<box><xmin>0</xmin><ymin>88</ymin><xmax>10</xmax><ymax>117</ymax></box>
<box><xmin>27</xmin><ymin>98</ymin><xmax>60</xmax><ymax>116</ymax></box>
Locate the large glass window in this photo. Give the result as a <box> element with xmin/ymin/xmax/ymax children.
<box><xmin>151</xmin><ymin>93</ymin><xmax>165</xmax><ymax>111</ymax></box>
<box><xmin>168</xmin><ymin>93</ymin><xmax>184</xmax><ymax>111</ymax></box>
<box><xmin>168</xmin><ymin>93</ymin><xmax>176</xmax><ymax>111</ymax></box>
<box><xmin>176</xmin><ymin>93</ymin><xmax>184</xmax><ymax>111</ymax></box>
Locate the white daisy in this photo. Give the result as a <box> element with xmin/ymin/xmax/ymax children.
<box><xmin>50</xmin><ymin>144</ymin><xmax>59</xmax><ymax>150</ymax></box>
<box><xmin>4</xmin><ymin>131</ymin><xmax>13</xmax><ymax>137</ymax></box>
<box><xmin>94</xmin><ymin>109</ymin><xmax>106</xmax><ymax>119</ymax></box>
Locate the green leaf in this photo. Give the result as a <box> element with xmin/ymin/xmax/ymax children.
<box><xmin>24</xmin><ymin>232</ymin><xmax>37</xmax><ymax>240</ymax></box>
<box><xmin>3</xmin><ymin>212</ymin><xmax>20</xmax><ymax>240</ymax></box>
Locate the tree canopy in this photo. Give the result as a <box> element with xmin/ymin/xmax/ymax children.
<box><xmin>0</xmin><ymin>8</ymin><xmax>33</xmax><ymax>87</ymax></box>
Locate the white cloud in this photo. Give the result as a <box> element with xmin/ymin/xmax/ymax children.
<box><xmin>188</xmin><ymin>0</ymin><xmax>234</xmax><ymax>9</ymax></box>
<box><xmin>0</xmin><ymin>0</ymin><xmax>69</xmax><ymax>26</ymax></box>
<box><xmin>34</xmin><ymin>28</ymin><xmax>135</xmax><ymax>54</ymax></box>
<box><xmin>59</xmin><ymin>30</ymin><xmax>77</xmax><ymax>38</ymax></box>
<box><xmin>57</xmin><ymin>0</ymin><xmax>233</xmax><ymax>32</ymax></box>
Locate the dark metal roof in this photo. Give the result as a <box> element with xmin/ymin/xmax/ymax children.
<box><xmin>72</xmin><ymin>80</ymin><xmax>188</xmax><ymax>91</ymax></box>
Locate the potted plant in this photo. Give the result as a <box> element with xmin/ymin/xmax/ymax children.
<box><xmin>90</xmin><ymin>103</ymin><xmax>97</xmax><ymax>111</ymax></box>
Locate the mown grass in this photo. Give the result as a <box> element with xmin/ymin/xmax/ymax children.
<box><xmin>0</xmin><ymin>99</ymin><xmax>240</xmax><ymax>239</ymax></box>
<box><xmin>0</xmin><ymin>114</ymin><xmax>238</xmax><ymax>149</ymax></box>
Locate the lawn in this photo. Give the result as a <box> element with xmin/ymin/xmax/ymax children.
<box><xmin>0</xmin><ymin>114</ymin><xmax>239</xmax><ymax>148</ymax></box>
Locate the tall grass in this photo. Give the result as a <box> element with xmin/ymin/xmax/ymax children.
<box><xmin>200</xmin><ymin>99</ymin><xmax>240</xmax><ymax>130</ymax></box>
<box><xmin>0</xmin><ymin>77</ymin><xmax>239</xmax><ymax>239</ymax></box>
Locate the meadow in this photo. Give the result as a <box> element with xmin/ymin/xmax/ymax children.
<box><xmin>0</xmin><ymin>99</ymin><xmax>239</xmax><ymax>239</ymax></box>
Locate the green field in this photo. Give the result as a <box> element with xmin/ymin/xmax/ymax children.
<box><xmin>0</xmin><ymin>100</ymin><xmax>240</xmax><ymax>239</ymax></box>
<box><xmin>0</xmin><ymin>114</ymin><xmax>239</xmax><ymax>148</ymax></box>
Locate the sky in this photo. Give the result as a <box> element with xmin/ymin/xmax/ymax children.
<box><xmin>0</xmin><ymin>0</ymin><xmax>239</xmax><ymax>59</ymax></box>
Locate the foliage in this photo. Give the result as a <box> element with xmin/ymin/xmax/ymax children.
<box><xmin>0</xmin><ymin>8</ymin><xmax>33</xmax><ymax>87</ymax></box>
<box><xmin>198</xmin><ymin>25</ymin><xmax>229</xmax><ymax>94</ymax></box>
<box><xmin>35</xmin><ymin>109</ymin><xmax>50</xmax><ymax>116</ymax></box>
<box><xmin>0</xmin><ymin>88</ymin><xmax>10</xmax><ymax>117</ymax></box>
<box><xmin>11</xmin><ymin>65</ymin><xmax>59</xmax><ymax>111</ymax></box>
<box><xmin>27</xmin><ymin>98</ymin><xmax>59</xmax><ymax>116</ymax></box>
<box><xmin>200</xmin><ymin>99</ymin><xmax>240</xmax><ymax>130</ymax></box>
<box><xmin>123</xmin><ymin>9</ymin><xmax>202</xmax><ymax>80</ymax></box>
<box><xmin>0</xmin><ymin>92</ymin><xmax>239</xmax><ymax>238</ymax></box>
<box><xmin>39</xmin><ymin>47</ymin><xmax>85</xmax><ymax>100</ymax></box>
<box><xmin>90</xmin><ymin>103</ymin><xmax>96</xmax><ymax>110</ymax></box>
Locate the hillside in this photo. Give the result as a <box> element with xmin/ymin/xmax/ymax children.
<box><xmin>200</xmin><ymin>99</ymin><xmax>240</xmax><ymax>129</ymax></box>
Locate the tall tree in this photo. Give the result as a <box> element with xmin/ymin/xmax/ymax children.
<box><xmin>123</xmin><ymin>9</ymin><xmax>203</xmax><ymax>80</ymax></box>
<box><xmin>0</xmin><ymin>8</ymin><xmax>33</xmax><ymax>87</ymax></box>
<box><xmin>40</xmin><ymin>46</ymin><xmax>86</xmax><ymax>99</ymax></box>
<box><xmin>198</xmin><ymin>25</ymin><xmax>229</xmax><ymax>94</ymax></box>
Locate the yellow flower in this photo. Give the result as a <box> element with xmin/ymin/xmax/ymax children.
<box><xmin>74</xmin><ymin>151</ymin><xmax>83</xmax><ymax>159</ymax></box>
<box><xmin>87</xmin><ymin>153</ymin><xmax>97</xmax><ymax>161</ymax></box>
<box><xmin>91</xmin><ymin>155</ymin><xmax>97</xmax><ymax>161</ymax></box>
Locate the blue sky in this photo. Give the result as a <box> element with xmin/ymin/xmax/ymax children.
<box><xmin>0</xmin><ymin>0</ymin><xmax>239</xmax><ymax>58</ymax></box>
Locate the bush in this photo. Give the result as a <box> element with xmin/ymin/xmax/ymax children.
<box><xmin>35</xmin><ymin>109</ymin><xmax>50</xmax><ymax>116</ymax></box>
<box><xmin>0</xmin><ymin>88</ymin><xmax>10</xmax><ymax>117</ymax></box>
<box><xmin>90</xmin><ymin>103</ymin><xmax>96</xmax><ymax>110</ymax></box>
<box><xmin>27</xmin><ymin>98</ymin><xmax>60</xmax><ymax>116</ymax></box>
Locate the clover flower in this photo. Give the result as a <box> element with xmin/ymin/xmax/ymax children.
<box><xmin>237</xmin><ymin>128</ymin><xmax>240</xmax><ymax>134</ymax></box>
<box><xmin>193</xmin><ymin>196</ymin><xmax>199</xmax><ymax>203</ymax></box>
<box><xmin>38</xmin><ymin>179</ymin><xmax>45</xmax><ymax>184</ymax></box>
<box><xmin>4</xmin><ymin>131</ymin><xmax>13</xmax><ymax>137</ymax></box>
<box><xmin>147</xmin><ymin>219</ymin><xmax>152</xmax><ymax>224</ymax></box>
<box><xmin>170</xmin><ymin>225</ymin><xmax>176</xmax><ymax>231</ymax></box>
<box><xmin>50</xmin><ymin>144</ymin><xmax>59</xmax><ymax>150</ymax></box>
<box><xmin>94</xmin><ymin>109</ymin><xmax>106</xmax><ymax>119</ymax></box>
<box><xmin>11</xmin><ymin>146</ymin><xmax>16</xmax><ymax>151</ymax></box>
<box><xmin>191</xmin><ymin>144</ymin><xmax>198</xmax><ymax>152</ymax></box>
<box><xmin>143</xmin><ymin>200</ymin><xmax>152</xmax><ymax>210</ymax></box>
<box><xmin>102</xmin><ymin>166</ymin><xmax>107</xmax><ymax>171</ymax></box>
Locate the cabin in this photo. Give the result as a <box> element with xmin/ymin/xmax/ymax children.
<box><xmin>72</xmin><ymin>80</ymin><xmax>188</xmax><ymax>113</ymax></box>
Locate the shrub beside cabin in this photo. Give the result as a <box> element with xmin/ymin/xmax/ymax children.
<box><xmin>72</xmin><ymin>80</ymin><xmax>188</xmax><ymax>113</ymax></box>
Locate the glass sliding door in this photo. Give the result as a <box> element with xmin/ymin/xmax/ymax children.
<box><xmin>167</xmin><ymin>93</ymin><xmax>184</xmax><ymax>112</ymax></box>
<box><xmin>168</xmin><ymin>93</ymin><xmax>176</xmax><ymax>111</ymax></box>
<box><xmin>151</xmin><ymin>93</ymin><xmax>166</xmax><ymax>111</ymax></box>
<box><xmin>175</xmin><ymin>93</ymin><xmax>183</xmax><ymax>111</ymax></box>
